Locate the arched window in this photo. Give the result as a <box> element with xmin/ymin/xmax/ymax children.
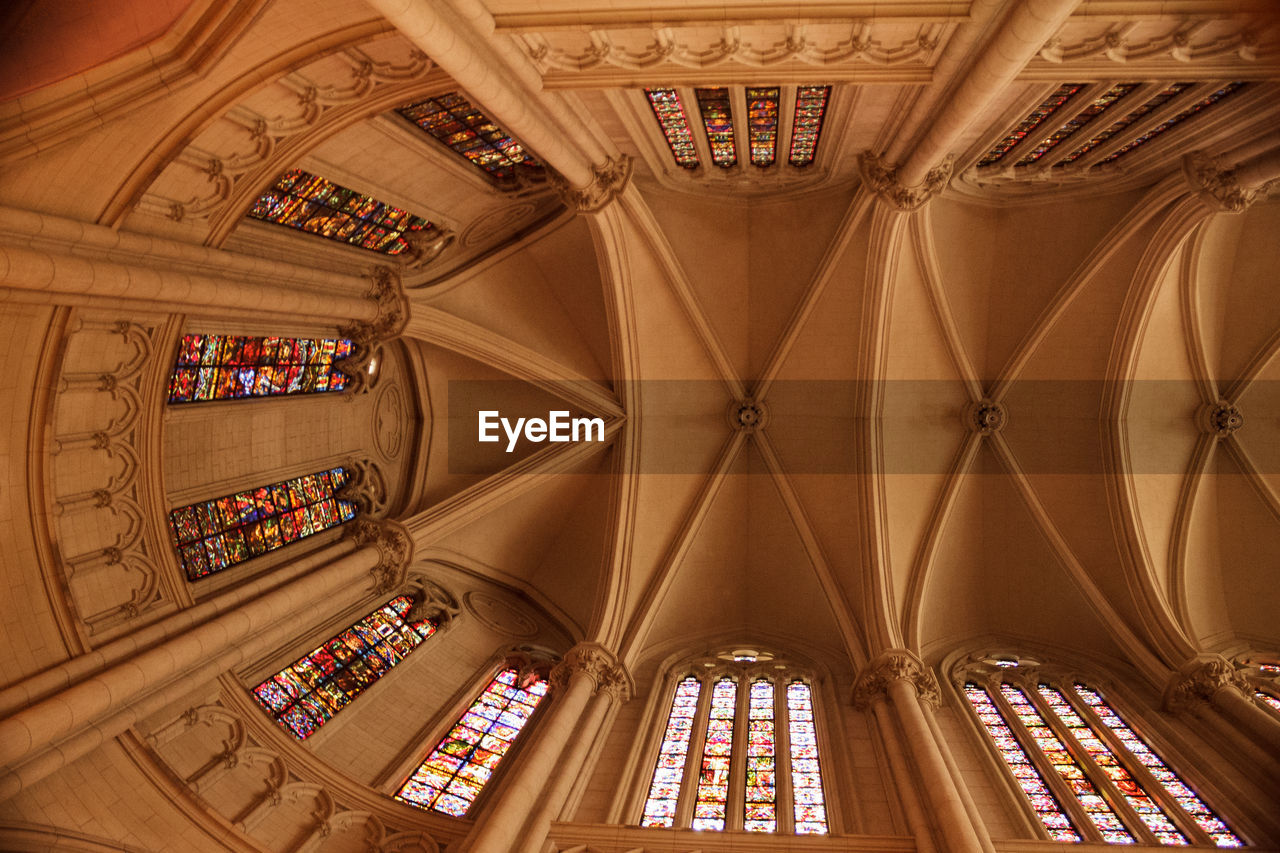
<box><xmin>251</xmin><ymin>595</ymin><xmax>437</xmax><ymax>739</ymax></box>
<box><xmin>167</xmin><ymin>467</ymin><xmax>357</xmax><ymax>579</ymax></box>
<box><xmin>247</xmin><ymin>168</ymin><xmax>436</xmax><ymax>255</ymax></box>
<box><xmin>395</xmin><ymin>667</ymin><xmax>548</xmax><ymax>817</ymax></box>
<box><xmin>1238</xmin><ymin>658</ymin><xmax>1280</xmax><ymax>715</ymax></box>
<box><xmin>961</xmin><ymin>664</ymin><xmax>1243</xmax><ymax>847</ymax></box>
<box><xmin>638</xmin><ymin>656</ymin><xmax>831</xmax><ymax>835</ymax></box>
<box><xmin>167</xmin><ymin>333</ymin><xmax>353</xmax><ymax>403</ymax></box>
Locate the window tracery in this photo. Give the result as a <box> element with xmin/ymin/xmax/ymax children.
<box><xmin>395</xmin><ymin>665</ymin><xmax>549</xmax><ymax>817</ymax></box>
<box><xmin>168</xmin><ymin>467</ymin><xmax>357</xmax><ymax>579</ymax></box>
<box><xmin>396</xmin><ymin>93</ymin><xmax>542</xmax><ymax>183</ymax></box>
<box><xmin>251</xmin><ymin>594</ymin><xmax>437</xmax><ymax>739</ymax></box>
<box><xmin>167</xmin><ymin>333</ymin><xmax>353</xmax><ymax>403</ymax></box>
<box><xmin>638</xmin><ymin>654</ymin><xmax>830</xmax><ymax>835</ymax></box>
<box><xmin>960</xmin><ymin>662</ymin><xmax>1244</xmax><ymax>847</ymax></box>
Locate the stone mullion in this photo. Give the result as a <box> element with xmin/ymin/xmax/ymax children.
<box><xmin>987</xmin><ymin>680</ymin><xmax>1102</xmax><ymax>844</ymax></box>
<box><xmin>1021</xmin><ymin>681</ymin><xmax>1157</xmax><ymax>845</ymax></box>
<box><xmin>1063</xmin><ymin>685</ymin><xmax>1214</xmax><ymax>846</ymax></box>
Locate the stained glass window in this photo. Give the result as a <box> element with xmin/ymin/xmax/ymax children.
<box><xmin>1072</xmin><ymin>684</ymin><xmax>1243</xmax><ymax>847</ymax></box>
<box><xmin>978</xmin><ymin>83</ymin><xmax>1084</xmax><ymax>167</ymax></box>
<box><xmin>744</xmin><ymin>680</ymin><xmax>777</xmax><ymax>831</ymax></box>
<box><xmin>1256</xmin><ymin>690</ymin><xmax>1280</xmax><ymax>714</ymax></box>
<box><xmin>167</xmin><ymin>334</ymin><xmax>352</xmax><ymax>403</ymax></box>
<box><xmin>788</xmin><ymin>86</ymin><xmax>830</xmax><ymax>167</ymax></box>
<box><xmin>695</xmin><ymin>88</ymin><xmax>737</xmax><ymax>168</ymax></box>
<box><xmin>252</xmin><ymin>596</ymin><xmax>436</xmax><ymax>740</ymax></box>
<box><xmin>964</xmin><ymin>684</ymin><xmax>1081</xmax><ymax>841</ymax></box>
<box><xmin>248</xmin><ymin>169</ymin><xmax>432</xmax><ymax>255</ymax></box>
<box><xmin>745</xmin><ymin>87</ymin><xmax>780</xmax><ymax>167</ymax></box>
<box><xmin>1099</xmin><ymin>83</ymin><xmax>1245</xmax><ymax>165</ymax></box>
<box><xmin>692</xmin><ymin>678</ymin><xmax>737</xmax><ymax>830</ymax></box>
<box><xmin>641</xmin><ymin>677</ymin><xmax>701</xmax><ymax>828</ymax></box>
<box><xmin>787</xmin><ymin>681</ymin><xmax>829</xmax><ymax>834</ymax></box>
<box><xmin>1053</xmin><ymin>83</ymin><xmax>1190</xmax><ymax>166</ymax></box>
<box><xmin>396</xmin><ymin>668</ymin><xmax>548</xmax><ymax>817</ymax></box>
<box><xmin>168</xmin><ymin>468</ymin><xmax>356</xmax><ymax>580</ymax></box>
<box><xmin>1013</xmin><ymin>83</ymin><xmax>1139</xmax><ymax>167</ymax></box>
<box><xmin>645</xmin><ymin>88</ymin><xmax>700</xmax><ymax>169</ymax></box>
<box><xmin>397</xmin><ymin>94</ymin><xmax>542</xmax><ymax>182</ymax></box>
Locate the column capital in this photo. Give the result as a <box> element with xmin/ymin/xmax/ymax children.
<box><xmin>549</xmin><ymin>643</ymin><xmax>627</xmax><ymax>696</ymax></box>
<box><xmin>859</xmin><ymin>152</ymin><xmax>953</xmax><ymax>211</ymax></box>
<box><xmin>345</xmin><ymin>517</ymin><xmax>414</xmax><ymax>595</ymax></box>
<box><xmin>1183</xmin><ymin>151</ymin><xmax>1279</xmax><ymax>213</ymax></box>
<box><xmin>337</xmin><ymin>266</ymin><xmax>410</xmax><ymax>392</ymax></box>
<box><xmin>853</xmin><ymin>649</ymin><xmax>941</xmax><ymax>709</ymax></box>
<box><xmin>1164</xmin><ymin>654</ymin><xmax>1251</xmax><ymax>711</ymax></box>
<box><xmin>551</xmin><ymin>155</ymin><xmax>632</xmax><ymax>213</ymax></box>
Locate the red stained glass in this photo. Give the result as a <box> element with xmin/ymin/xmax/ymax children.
<box><xmin>979</xmin><ymin>83</ymin><xmax>1083</xmax><ymax>167</ymax></box>
<box><xmin>788</xmin><ymin>86</ymin><xmax>830</xmax><ymax>167</ymax></box>
<box><xmin>1100</xmin><ymin>83</ymin><xmax>1244</xmax><ymax>165</ymax></box>
<box><xmin>745</xmin><ymin>87</ymin><xmax>780</xmax><ymax>167</ymax></box>
<box><xmin>695</xmin><ymin>88</ymin><xmax>736</xmax><ymax>168</ymax></box>
<box><xmin>692</xmin><ymin>678</ymin><xmax>737</xmax><ymax>830</ymax></box>
<box><xmin>642</xmin><ymin>676</ymin><xmax>702</xmax><ymax>827</ymax></box>
<box><xmin>743</xmin><ymin>680</ymin><xmax>776</xmax><ymax>832</ymax></box>
<box><xmin>646</xmin><ymin>88</ymin><xmax>700</xmax><ymax>169</ymax></box>
<box><xmin>168</xmin><ymin>333</ymin><xmax>352</xmax><ymax>403</ymax></box>
<box><xmin>787</xmin><ymin>682</ymin><xmax>829</xmax><ymax>834</ymax></box>
<box><xmin>397</xmin><ymin>93</ymin><xmax>541</xmax><ymax>183</ymax></box>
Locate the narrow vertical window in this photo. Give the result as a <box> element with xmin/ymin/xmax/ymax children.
<box><xmin>743</xmin><ymin>679</ymin><xmax>776</xmax><ymax>831</ymax></box>
<box><xmin>745</xmin><ymin>87</ymin><xmax>780</xmax><ymax>167</ymax></box>
<box><xmin>1256</xmin><ymin>690</ymin><xmax>1280</xmax><ymax>714</ymax></box>
<box><xmin>645</xmin><ymin>88</ymin><xmax>700</xmax><ymax>169</ymax></box>
<box><xmin>1000</xmin><ymin>683</ymin><xmax>1135</xmax><ymax>842</ymax></box>
<box><xmin>168</xmin><ymin>467</ymin><xmax>356</xmax><ymax>580</ymax></box>
<box><xmin>1037</xmin><ymin>686</ymin><xmax>1188</xmax><ymax>844</ymax></box>
<box><xmin>692</xmin><ymin>678</ymin><xmax>737</xmax><ymax>830</ymax></box>
<box><xmin>251</xmin><ymin>595</ymin><xmax>436</xmax><ymax>739</ymax></box>
<box><xmin>167</xmin><ymin>334</ymin><xmax>352</xmax><ymax>403</ymax></box>
<box><xmin>1054</xmin><ymin>83</ymin><xmax>1191</xmax><ymax>166</ymax></box>
<box><xmin>787</xmin><ymin>681</ymin><xmax>829</xmax><ymax>834</ymax></box>
<box><xmin>1013</xmin><ymin>83</ymin><xmax>1139</xmax><ymax>166</ymax></box>
<box><xmin>396</xmin><ymin>668</ymin><xmax>548</xmax><ymax>817</ymax></box>
<box><xmin>787</xmin><ymin>85</ymin><xmax>831</xmax><ymax>167</ymax></box>
<box><xmin>641</xmin><ymin>677</ymin><xmax>702</xmax><ymax>828</ymax></box>
<box><xmin>248</xmin><ymin>169</ymin><xmax>433</xmax><ymax>255</ymax></box>
<box><xmin>963</xmin><ymin>683</ymin><xmax>1081</xmax><ymax>841</ymax></box>
<box><xmin>978</xmin><ymin>83</ymin><xmax>1083</xmax><ymax>167</ymax></box>
<box><xmin>1072</xmin><ymin>685</ymin><xmax>1243</xmax><ymax>847</ymax></box>
<box><xmin>1099</xmin><ymin>83</ymin><xmax>1245</xmax><ymax>164</ymax></box>
<box><xmin>695</xmin><ymin>87</ymin><xmax>736</xmax><ymax>168</ymax></box>
<box><xmin>397</xmin><ymin>93</ymin><xmax>542</xmax><ymax>183</ymax></box>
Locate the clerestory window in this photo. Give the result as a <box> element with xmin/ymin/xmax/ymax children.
<box><xmin>638</xmin><ymin>657</ymin><xmax>830</xmax><ymax>834</ymax></box>
<box><xmin>167</xmin><ymin>333</ymin><xmax>354</xmax><ymax>403</ymax></box>
<box><xmin>962</xmin><ymin>664</ymin><xmax>1244</xmax><ymax>847</ymax></box>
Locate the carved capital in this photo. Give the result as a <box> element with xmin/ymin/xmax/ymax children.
<box><xmin>853</xmin><ymin>650</ymin><xmax>941</xmax><ymax>709</ymax></box>
<box><xmin>1164</xmin><ymin>655</ymin><xmax>1251</xmax><ymax>711</ymax></box>
<box><xmin>346</xmin><ymin>518</ymin><xmax>414</xmax><ymax>595</ymax></box>
<box><xmin>402</xmin><ymin>227</ymin><xmax>454</xmax><ymax>270</ymax></box>
<box><xmin>404</xmin><ymin>577</ymin><xmax>462</xmax><ymax>631</ymax></box>
<box><xmin>550</xmin><ymin>643</ymin><xmax>621</xmax><ymax>692</ymax></box>
<box><xmin>551</xmin><ymin>155</ymin><xmax>632</xmax><ymax>213</ymax></box>
<box><xmin>860</xmin><ymin>152</ymin><xmax>953</xmax><ymax>211</ymax></box>
<box><xmin>1183</xmin><ymin>151</ymin><xmax>1277</xmax><ymax>213</ymax></box>
<box><xmin>335</xmin><ymin>266</ymin><xmax>409</xmax><ymax>392</ymax></box>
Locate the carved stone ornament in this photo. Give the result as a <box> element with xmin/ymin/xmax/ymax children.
<box><xmin>728</xmin><ymin>398</ymin><xmax>767</xmax><ymax>433</ymax></box>
<box><xmin>1164</xmin><ymin>655</ymin><xmax>1251</xmax><ymax>711</ymax></box>
<box><xmin>968</xmin><ymin>400</ymin><xmax>1007</xmax><ymax>435</ymax></box>
<box><xmin>402</xmin><ymin>227</ymin><xmax>454</xmax><ymax>270</ymax></box>
<box><xmin>550</xmin><ymin>643</ymin><xmax>621</xmax><ymax>692</ymax></box>
<box><xmin>853</xmin><ymin>650</ymin><xmax>942</xmax><ymax>709</ymax></box>
<box><xmin>1183</xmin><ymin>151</ymin><xmax>1279</xmax><ymax>213</ymax></box>
<box><xmin>1203</xmin><ymin>400</ymin><xmax>1244</xmax><ymax>438</ymax></box>
<box><xmin>550</xmin><ymin>154</ymin><xmax>633</xmax><ymax>213</ymax></box>
<box><xmin>335</xmin><ymin>266</ymin><xmax>410</xmax><ymax>393</ymax></box>
<box><xmin>345</xmin><ymin>518</ymin><xmax>414</xmax><ymax>595</ymax></box>
<box><xmin>859</xmin><ymin>152</ymin><xmax>954</xmax><ymax>211</ymax></box>
<box><xmin>404</xmin><ymin>578</ymin><xmax>462</xmax><ymax>630</ymax></box>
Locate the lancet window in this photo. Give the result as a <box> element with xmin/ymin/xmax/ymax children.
<box><xmin>252</xmin><ymin>595</ymin><xmax>437</xmax><ymax>739</ymax></box>
<box><xmin>962</xmin><ymin>664</ymin><xmax>1244</xmax><ymax>847</ymax></box>
<box><xmin>168</xmin><ymin>467</ymin><xmax>357</xmax><ymax>580</ymax></box>
<box><xmin>639</xmin><ymin>655</ymin><xmax>830</xmax><ymax>835</ymax></box>
<box><xmin>397</xmin><ymin>93</ymin><xmax>542</xmax><ymax>183</ymax></box>
<box><xmin>1240</xmin><ymin>658</ymin><xmax>1280</xmax><ymax>716</ymax></box>
<box><xmin>395</xmin><ymin>667</ymin><xmax>549</xmax><ymax>817</ymax></box>
<box><xmin>247</xmin><ymin>169</ymin><xmax>434</xmax><ymax>255</ymax></box>
<box><xmin>167</xmin><ymin>333</ymin><xmax>353</xmax><ymax>403</ymax></box>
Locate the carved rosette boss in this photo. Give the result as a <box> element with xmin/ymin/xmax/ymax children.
<box><xmin>853</xmin><ymin>649</ymin><xmax>942</xmax><ymax>709</ymax></box>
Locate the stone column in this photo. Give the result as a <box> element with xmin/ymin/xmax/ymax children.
<box><xmin>515</xmin><ymin>663</ymin><xmax>629</xmax><ymax>853</ymax></box>
<box><xmin>0</xmin><ymin>519</ymin><xmax>412</xmax><ymax>801</ymax></box>
<box><xmin>463</xmin><ymin>643</ymin><xmax>619</xmax><ymax>853</ymax></box>
<box><xmin>854</xmin><ymin>650</ymin><xmax>987</xmax><ymax>853</ymax></box>
<box><xmin>1165</xmin><ymin>656</ymin><xmax>1280</xmax><ymax>774</ymax></box>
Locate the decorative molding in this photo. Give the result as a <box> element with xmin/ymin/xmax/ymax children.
<box><xmin>968</xmin><ymin>400</ymin><xmax>1007</xmax><ymax>435</ymax></box>
<box><xmin>403</xmin><ymin>576</ymin><xmax>462</xmax><ymax>631</ymax></box>
<box><xmin>860</xmin><ymin>152</ymin><xmax>953</xmax><ymax>211</ymax></box>
<box><xmin>345</xmin><ymin>518</ymin><xmax>414</xmax><ymax>595</ymax></box>
<box><xmin>1201</xmin><ymin>400</ymin><xmax>1244</xmax><ymax>438</ymax></box>
<box><xmin>1036</xmin><ymin>20</ymin><xmax>1272</xmax><ymax>68</ymax></box>
<box><xmin>337</xmin><ymin>266</ymin><xmax>411</xmax><ymax>394</ymax></box>
<box><xmin>550</xmin><ymin>154</ymin><xmax>633</xmax><ymax>212</ymax></box>
<box><xmin>464</xmin><ymin>590</ymin><xmax>540</xmax><ymax>639</ymax></box>
<box><xmin>728</xmin><ymin>398</ymin><xmax>767</xmax><ymax>433</ymax></box>
<box><xmin>1183</xmin><ymin>150</ymin><xmax>1280</xmax><ymax>213</ymax></box>
<box><xmin>852</xmin><ymin>650</ymin><xmax>941</xmax><ymax>709</ymax></box>
<box><xmin>1164</xmin><ymin>654</ymin><xmax>1252</xmax><ymax>711</ymax></box>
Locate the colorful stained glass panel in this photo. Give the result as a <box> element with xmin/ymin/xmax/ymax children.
<box><xmin>1100</xmin><ymin>83</ymin><xmax>1245</xmax><ymax>165</ymax></box>
<box><xmin>167</xmin><ymin>334</ymin><xmax>352</xmax><ymax>403</ymax></box>
<box><xmin>692</xmin><ymin>678</ymin><xmax>736</xmax><ymax>830</ymax></box>
<box><xmin>743</xmin><ymin>680</ymin><xmax>777</xmax><ymax>832</ymax></box>
<box><xmin>397</xmin><ymin>93</ymin><xmax>541</xmax><ymax>182</ymax></box>
<box><xmin>745</xmin><ymin>87</ymin><xmax>780</xmax><ymax>167</ymax></box>
<box><xmin>396</xmin><ymin>668</ymin><xmax>547</xmax><ymax>816</ymax></box>
<box><xmin>1257</xmin><ymin>690</ymin><xmax>1280</xmax><ymax>714</ymax></box>
<box><xmin>978</xmin><ymin>83</ymin><xmax>1083</xmax><ymax>167</ymax></box>
<box><xmin>695</xmin><ymin>88</ymin><xmax>736</xmax><ymax>168</ymax></box>
<box><xmin>788</xmin><ymin>86</ymin><xmax>830</xmax><ymax>167</ymax></box>
<box><xmin>1055</xmin><ymin>83</ymin><xmax>1191</xmax><ymax>166</ymax></box>
<box><xmin>645</xmin><ymin>88</ymin><xmax>700</xmax><ymax>169</ymax></box>
<box><xmin>252</xmin><ymin>596</ymin><xmax>435</xmax><ymax>739</ymax></box>
<box><xmin>641</xmin><ymin>677</ymin><xmax>702</xmax><ymax>828</ymax></box>
<box><xmin>248</xmin><ymin>169</ymin><xmax>432</xmax><ymax>255</ymax></box>
<box><xmin>787</xmin><ymin>682</ymin><xmax>829</xmax><ymax>834</ymax></box>
<box><xmin>1014</xmin><ymin>84</ymin><xmax>1138</xmax><ymax>166</ymax></box>
<box><xmin>168</xmin><ymin>468</ymin><xmax>356</xmax><ymax>579</ymax></box>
